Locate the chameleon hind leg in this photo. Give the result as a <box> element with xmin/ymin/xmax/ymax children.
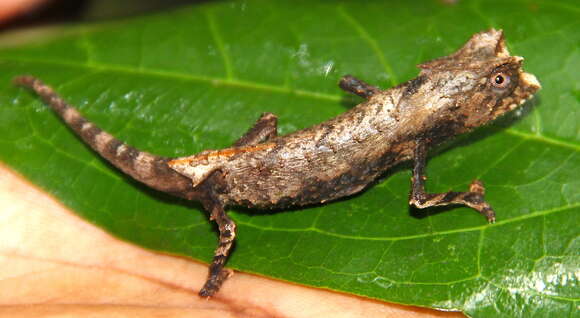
<box><xmin>198</xmin><ymin>173</ymin><xmax>236</xmax><ymax>297</ymax></box>
<box><xmin>198</xmin><ymin>113</ymin><xmax>278</xmax><ymax>297</ymax></box>
<box><xmin>233</xmin><ymin>112</ymin><xmax>278</xmax><ymax>146</ymax></box>
<box><xmin>339</xmin><ymin>75</ymin><xmax>381</xmax><ymax>99</ymax></box>
<box><xmin>409</xmin><ymin>142</ymin><xmax>496</xmax><ymax>223</ymax></box>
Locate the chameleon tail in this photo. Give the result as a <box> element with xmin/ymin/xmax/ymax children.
<box><xmin>13</xmin><ymin>75</ymin><xmax>194</xmax><ymax>197</ymax></box>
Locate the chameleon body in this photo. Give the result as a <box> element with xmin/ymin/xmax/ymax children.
<box><xmin>14</xmin><ymin>29</ymin><xmax>540</xmax><ymax>297</ymax></box>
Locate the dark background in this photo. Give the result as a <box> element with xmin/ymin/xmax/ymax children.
<box><xmin>1</xmin><ymin>0</ymin><xmax>204</xmax><ymax>30</ymax></box>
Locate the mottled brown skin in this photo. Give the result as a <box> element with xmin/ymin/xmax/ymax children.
<box><xmin>14</xmin><ymin>29</ymin><xmax>540</xmax><ymax>298</ymax></box>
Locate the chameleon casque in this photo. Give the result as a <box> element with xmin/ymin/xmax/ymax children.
<box><xmin>14</xmin><ymin>29</ymin><xmax>540</xmax><ymax>297</ymax></box>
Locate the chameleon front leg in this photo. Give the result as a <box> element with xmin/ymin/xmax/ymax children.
<box><xmin>339</xmin><ymin>75</ymin><xmax>381</xmax><ymax>99</ymax></box>
<box><xmin>409</xmin><ymin>142</ymin><xmax>496</xmax><ymax>223</ymax></box>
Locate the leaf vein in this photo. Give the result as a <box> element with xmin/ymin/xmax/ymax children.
<box><xmin>483</xmin><ymin>277</ymin><xmax>578</xmax><ymax>302</ymax></box>
<box><xmin>205</xmin><ymin>9</ymin><xmax>235</xmax><ymax>80</ymax></box>
<box><xmin>336</xmin><ymin>6</ymin><xmax>398</xmax><ymax>86</ymax></box>
<box><xmin>4</xmin><ymin>56</ymin><xmax>341</xmax><ymax>102</ymax></box>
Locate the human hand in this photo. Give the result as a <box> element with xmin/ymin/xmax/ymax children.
<box><xmin>0</xmin><ymin>164</ymin><xmax>463</xmax><ymax>317</ymax></box>
<box><xmin>0</xmin><ymin>0</ymin><xmax>49</xmax><ymax>24</ymax></box>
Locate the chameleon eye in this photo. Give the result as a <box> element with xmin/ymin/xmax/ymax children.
<box><xmin>491</xmin><ymin>72</ymin><xmax>510</xmax><ymax>88</ymax></box>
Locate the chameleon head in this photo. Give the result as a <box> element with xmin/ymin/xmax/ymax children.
<box><xmin>417</xmin><ymin>29</ymin><xmax>541</xmax><ymax>129</ymax></box>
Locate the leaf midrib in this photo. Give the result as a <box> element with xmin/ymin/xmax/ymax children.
<box><xmin>4</xmin><ymin>55</ymin><xmax>579</xmax><ymax>152</ymax></box>
<box><xmin>234</xmin><ymin>203</ymin><xmax>579</xmax><ymax>242</ymax></box>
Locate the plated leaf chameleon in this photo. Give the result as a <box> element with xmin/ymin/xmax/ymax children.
<box><xmin>14</xmin><ymin>29</ymin><xmax>540</xmax><ymax>297</ymax></box>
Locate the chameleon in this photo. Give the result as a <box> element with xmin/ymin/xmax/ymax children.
<box><xmin>14</xmin><ymin>29</ymin><xmax>540</xmax><ymax>297</ymax></box>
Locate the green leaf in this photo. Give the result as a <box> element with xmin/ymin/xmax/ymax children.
<box><xmin>0</xmin><ymin>0</ymin><xmax>578</xmax><ymax>316</ymax></box>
